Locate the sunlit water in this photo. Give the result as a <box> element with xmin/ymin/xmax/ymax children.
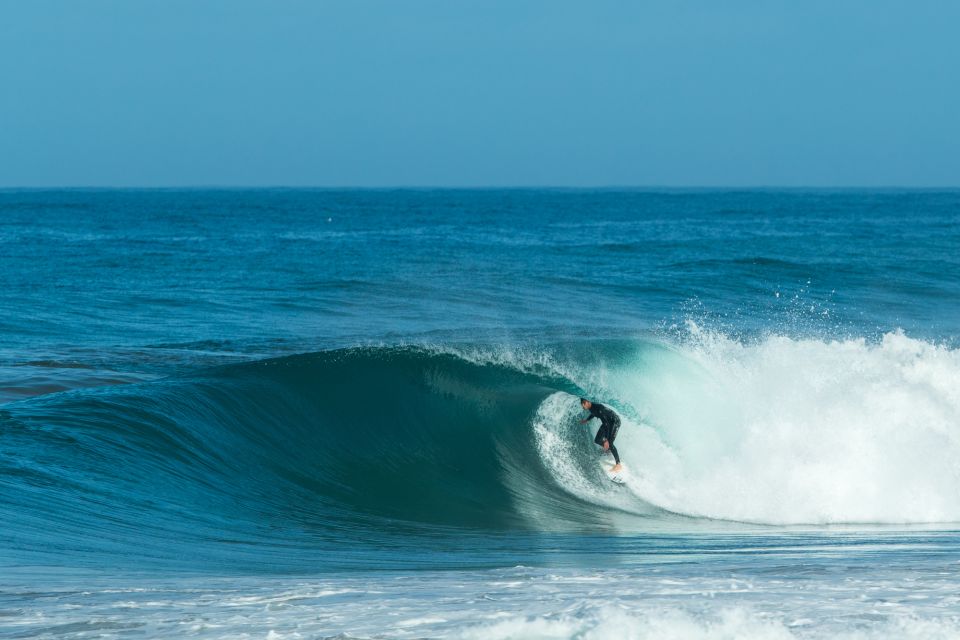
<box><xmin>2</xmin><ymin>189</ymin><xmax>959</xmax><ymax>638</ymax></box>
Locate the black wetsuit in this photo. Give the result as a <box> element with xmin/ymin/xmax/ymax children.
<box><xmin>585</xmin><ymin>402</ymin><xmax>621</xmax><ymax>464</ymax></box>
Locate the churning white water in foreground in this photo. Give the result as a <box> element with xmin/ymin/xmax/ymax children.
<box><xmin>7</xmin><ymin>553</ymin><xmax>960</xmax><ymax>640</ymax></box>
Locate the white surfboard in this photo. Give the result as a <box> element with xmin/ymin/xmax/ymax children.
<box><xmin>599</xmin><ymin>459</ymin><xmax>628</xmax><ymax>485</ymax></box>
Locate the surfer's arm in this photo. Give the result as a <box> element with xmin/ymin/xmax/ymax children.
<box><xmin>579</xmin><ymin>416</ymin><xmax>592</xmax><ymax>424</ymax></box>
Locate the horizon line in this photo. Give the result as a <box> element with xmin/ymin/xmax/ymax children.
<box><xmin>2</xmin><ymin>185</ymin><xmax>959</xmax><ymax>191</ymax></box>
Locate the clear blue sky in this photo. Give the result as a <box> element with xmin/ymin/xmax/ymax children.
<box><xmin>2</xmin><ymin>0</ymin><xmax>958</xmax><ymax>187</ymax></box>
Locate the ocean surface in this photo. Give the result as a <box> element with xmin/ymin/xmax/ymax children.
<box><xmin>2</xmin><ymin>188</ymin><xmax>960</xmax><ymax>639</ymax></box>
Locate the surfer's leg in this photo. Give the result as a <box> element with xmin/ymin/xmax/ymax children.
<box><xmin>608</xmin><ymin>421</ymin><xmax>622</xmax><ymax>468</ymax></box>
<box><xmin>608</xmin><ymin>442</ymin><xmax>620</xmax><ymax>464</ymax></box>
<box><xmin>594</xmin><ymin>427</ymin><xmax>606</xmax><ymax>447</ymax></box>
<box><xmin>608</xmin><ymin>421</ymin><xmax>620</xmax><ymax>443</ymax></box>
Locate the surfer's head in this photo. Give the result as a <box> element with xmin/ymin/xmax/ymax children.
<box><xmin>580</xmin><ymin>398</ymin><xmax>591</xmax><ymax>409</ymax></box>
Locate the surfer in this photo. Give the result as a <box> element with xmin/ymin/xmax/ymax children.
<box><xmin>579</xmin><ymin>398</ymin><xmax>622</xmax><ymax>472</ymax></box>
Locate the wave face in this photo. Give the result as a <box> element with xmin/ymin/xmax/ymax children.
<box><xmin>3</xmin><ymin>333</ymin><xmax>960</xmax><ymax>568</ymax></box>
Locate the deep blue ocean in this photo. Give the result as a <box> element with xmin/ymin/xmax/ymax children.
<box><xmin>2</xmin><ymin>189</ymin><xmax>960</xmax><ymax>638</ymax></box>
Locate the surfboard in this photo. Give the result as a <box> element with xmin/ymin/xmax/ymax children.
<box><xmin>600</xmin><ymin>459</ymin><xmax>627</xmax><ymax>485</ymax></box>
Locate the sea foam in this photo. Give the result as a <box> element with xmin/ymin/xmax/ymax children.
<box><xmin>534</xmin><ymin>328</ymin><xmax>960</xmax><ymax>524</ymax></box>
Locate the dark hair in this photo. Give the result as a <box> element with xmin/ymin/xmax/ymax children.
<box><xmin>580</xmin><ymin>397</ymin><xmax>589</xmax><ymax>404</ymax></box>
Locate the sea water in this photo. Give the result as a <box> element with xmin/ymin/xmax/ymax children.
<box><xmin>2</xmin><ymin>189</ymin><xmax>959</xmax><ymax>638</ymax></box>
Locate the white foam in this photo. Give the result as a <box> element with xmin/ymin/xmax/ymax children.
<box><xmin>11</xmin><ymin>568</ymin><xmax>960</xmax><ymax>640</ymax></box>
<box><xmin>531</xmin><ymin>392</ymin><xmax>650</xmax><ymax>514</ymax></box>
<box><xmin>601</xmin><ymin>327</ymin><xmax>960</xmax><ymax>524</ymax></box>
<box><xmin>532</xmin><ymin>393</ymin><xmax>608</xmax><ymax>503</ymax></box>
<box><xmin>458</xmin><ymin>607</ymin><xmax>960</xmax><ymax>640</ymax></box>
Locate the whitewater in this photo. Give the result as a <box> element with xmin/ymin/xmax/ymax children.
<box><xmin>533</xmin><ymin>327</ymin><xmax>960</xmax><ymax>525</ymax></box>
<box><xmin>2</xmin><ymin>188</ymin><xmax>960</xmax><ymax>639</ymax></box>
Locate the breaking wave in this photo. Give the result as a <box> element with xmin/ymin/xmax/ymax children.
<box><xmin>3</xmin><ymin>330</ymin><xmax>960</xmax><ymax>568</ymax></box>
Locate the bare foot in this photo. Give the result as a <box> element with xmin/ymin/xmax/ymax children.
<box><xmin>611</xmin><ymin>463</ymin><xmax>623</xmax><ymax>473</ymax></box>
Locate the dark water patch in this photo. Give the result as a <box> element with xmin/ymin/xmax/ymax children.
<box><xmin>16</xmin><ymin>361</ymin><xmax>97</xmax><ymax>370</ymax></box>
<box><xmin>670</xmin><ymin>256</ymin><xmax>808</xmax><ymax>271</ymax></box>
<box><xmin>0</xmin><ymin>365</ymin><xmax>154</xmax><ymax>404</ymax></box>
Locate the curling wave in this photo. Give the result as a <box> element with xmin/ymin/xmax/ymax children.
<box><xmin>2</xmin><ymin>332</ymin><xmax>960</xmax><ymax>568</ymax></box>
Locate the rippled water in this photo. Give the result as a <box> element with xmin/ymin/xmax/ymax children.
<box><xmin>2</xmin><ymin>189</ymin><xmax>959</xmax><ymax>638</ymax></box>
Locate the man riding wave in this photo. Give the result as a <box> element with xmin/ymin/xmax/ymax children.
<box><xmin>579</xmin><ymin>398</ymin><xmax>623</xmax><ymax>473</ymax></box>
